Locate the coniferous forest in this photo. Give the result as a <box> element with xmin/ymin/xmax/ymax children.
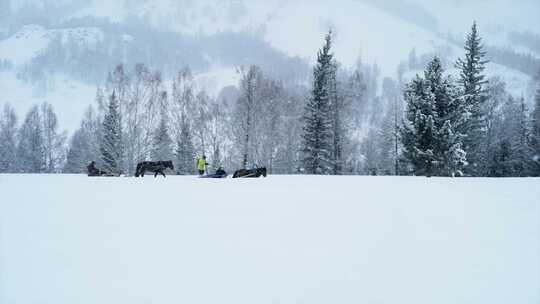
<box><xmin>1</xmin><ymin>23</ymin><xmax>540</xmax><ymax>177</ymax></box>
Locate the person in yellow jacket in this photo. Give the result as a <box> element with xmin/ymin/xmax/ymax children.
<box><xmin>196</xmin><ymin>155</ymin><xmax>208</xmax><ymax>176</ymax></box>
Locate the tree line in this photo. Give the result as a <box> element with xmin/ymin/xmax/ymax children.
<box><xmin>1</xmin><ymin>23</ymin><xmax>539</xmax><ymax>177</ymax></box>
<box><xmin>0</xmin><ymin>102</ymin><xmax>66</xmax><ymax>173</ymax></box>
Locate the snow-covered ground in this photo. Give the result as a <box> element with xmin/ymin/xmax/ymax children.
<box><xmin>1</xmin><ymin>174</ymin><xmax>538</xmax><ymax>304</ymax></box>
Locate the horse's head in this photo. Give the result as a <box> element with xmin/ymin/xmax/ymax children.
<box><xmin>166</xmin><ymin>161</ymin><xmax>174</xmax><ymax>171</ymax></box>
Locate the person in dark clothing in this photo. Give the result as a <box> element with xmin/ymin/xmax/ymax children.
<box><xmin>215</xmin><ymin>167</ymin><xmax>227</xmax><ymax>177</ymax></box>
<box><xmin>87</xmin><ymin>161</ymin><xmax>100</xmax><ymax>176</ymax></box>
<box><xmin>87</xmin><ymin>161</ymin><xmax>108</xmax><ymax>176</ymax></box>
<box><xmin>199</xmin><ymin>167</ymin><xmax>228</xmax><ymax>178</ymax></box>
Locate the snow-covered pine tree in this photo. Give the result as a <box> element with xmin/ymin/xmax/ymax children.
<box><xmin>175</xmin><ymin>120</ymin><xmax>195</xmax><ymax>175</ymax></box>
<box><xmin>17</xmin><ymin>105</ymin><xmax>45</xmax><ymax>173</ymax></box>
<box><xmin>401</xmin><ymin>57</ymin><xmax>466</xmax><ymax>177</ymax></box>
<box><xmin>41</xmin><ymin>102</ymin><xmax>67</xmax><ymax>173</ymax></box>
<box><xmin>301</xmin><ymin>31</ymin><xmax>334</xmax><ymax>174</ymax></box>
<box><xmin>152</xmin><ymin>112</ymin><xmax>173</xmax><ymax>161</ymax></box>
<box><xmin>401</xmin><ymin>76</ymin><xmax>437</xmax><ymax>176</ymax></box>
<box><xmin>530</xmin><ymin>69</ymin><xmax>540</xmax><ymax>176</ymax></box>
<box><xmin>440</xmin><ymin>120</ymin><xmax>467</xmax><ymax>177</ymax></box>
<box><xmin>455</xmin><ymin>22</ymin><xmax>488</xmax><ymax>175</ymax></box>
<box><xmin>0</xmin><ymin>103</ymin><xmax>18</xmax><ymax>173</ymax></box>
<box><xmin>100</xmin><ymin>92</ymin><xmax>123</xmax><ymax>175</ymax></box>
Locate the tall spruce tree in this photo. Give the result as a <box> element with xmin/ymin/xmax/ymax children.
<box><xmin>401</xmin><ymin>57</ymin><xmax>467</xmax><ymax>177</ymax></box>
<box><xmin>401</xmin><ymin>76</ymin><xmax>438</xmax><ymax>176</ymax></box>
<box><xmin>100</xmin><ymin>92</ymin><xmax>123</xmax><ymax>175</ymax></box>
<box><xmin>530</xmin><ymin>69</ymin><xmax>540</xmax><ymax>176</ymax></box>
<box><xmin>0</xmin><ymin>103</ymin><xmax>18</xmax><ymax>173</ymax></box>
<box><xmin>301</xmin><ymin>31</ymin><xmax>334</xmax><ymax>174</ymax></box>
<box><xmin>456</xmin><ymin>22</ymin><xmax>488</xmax><ymax>175</ymax></box>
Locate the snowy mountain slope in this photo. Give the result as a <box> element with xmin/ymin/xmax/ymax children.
<box><xmin>6</xmin><ymin>0</ymin><xmax>539</xmax><ymax>74</ymax></box>
<box><xmin>0</xmin><ymin>22</ymin><xmax>246</xmax><ymax>130</ymax></box>
<box><xmin>1</xmin><ymin>0</ymin><xmax>538</xmax><ymax>132</ymax></box>
<box><xmin>0</xmin><ymin>24</ymin><xmax>106</xmax><ymax>131</ymax></box>
<box><xmin>70</xmin><ymin>0</ymin><xmax>455</xmax><ymax>75</ymax></box>
<box><xmin>1</xmin><ymin>174</ymin><xmax>539</xmax><ymax>304</ymax></box>
<box><xmin>74</xmin><ymin>0</ymin><xmax>539</xmax><ymax>74</ymax></box>
<box><xmin>262</xmin><ymin>0</ymin><xmax>457</xmax><ymax>75</ymax></box>
<box><xmin>0</xmin><ymin>72</ymin><xmax>97</xmax><ymax>131</ymax></box>
<box><xmin>193</xmin><ymin>65</ymin><xmax>242</xmax><ymax>95</ymax></box>
<box><xmin>0</xmin><ymin>25</ymin><xmax>50</xmax><ymax>66</ymax></box>
<box><xmin>484</xmin><ymin>63</ymin><xmax>534</xmax><ymax>99</ymax></box>
<box><xmin>0</xmin><ymin>24</ymin><xmax>104</xmax><ymax>67</ymax></box>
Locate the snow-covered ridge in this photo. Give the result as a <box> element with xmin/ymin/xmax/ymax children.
<box><xmin>52</xmin><ymin>27</ymin><xmax>104</xmax><ymax>45</ymax></box>
<box><xmin>0</xmin><ymin>25</ymin><xmax>49</xmax><ymax>66</ymax></box>
<box><xmin>0</xmin><ymin>24</ymin><xmax>104</xmax><ymax>66</ymax></box>
<box><xmin>73</xmin><ymin>0</ymin><xmax>539</xmax><ymax>70</ymax></box>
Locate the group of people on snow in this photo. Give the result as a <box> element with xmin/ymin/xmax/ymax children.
<box><xmin>196</xmin><ymin>155</ymin><xmax>228</xmax><ymax>178</ymax></box>
<box><xmin>87</xmin><ymin>155</ymin><xmax>227</xmax><ymax>178</ymax></box>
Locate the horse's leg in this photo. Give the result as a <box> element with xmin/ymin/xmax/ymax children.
<box><xmin>160</xmin><ymin>170</ymin><xmax>166</xmax><ymax>178</ymax></box>
<box><xmin>154</xmin><ymin>171</ymin><xmax>158</xmax><ymax>178</ymax></box>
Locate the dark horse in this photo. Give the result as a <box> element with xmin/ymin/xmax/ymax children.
<box><xmin>135</xmin><ymin>161</ymin><xmax>174</xmax><ymax>178</ymax></box>
<box><xmin>233</xmin><ymin>167</ymin><xmax>267</xmax><ymax>178</ymax></box>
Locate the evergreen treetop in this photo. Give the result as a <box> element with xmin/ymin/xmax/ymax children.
<box><xmin>100</xmin><ymin>92</ymin><xmax>123</xmax><ymax>175</ymax></box>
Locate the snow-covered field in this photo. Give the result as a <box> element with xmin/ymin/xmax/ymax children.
<box><xmin>1</xmin><ymin>174</ymin><xmax>539</xmax><ymax>304</ymax></box>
